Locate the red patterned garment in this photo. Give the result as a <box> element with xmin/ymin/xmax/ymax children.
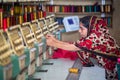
<box><xmin>77</xmin><ymin>16</ymin><xmax>120</xmax><ymax>80</ymax></box>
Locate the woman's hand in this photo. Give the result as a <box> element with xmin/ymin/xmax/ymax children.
<box><xmin>45</xmin><ymin>34</ymin><xmax>80</xmax><ymax>51</ymax></box>
<box><xmin>46</xmin><ymin>34</ymin><xmax>57</xmax><ymax>47</ymax></box>
<box><xmin>46</xmin><ymin>34</ymin><xmax>57</xmax><ymax>41</ymax></box>
<box><xmin>46</xmin><ymin>37</ymin><xmax>54</xmax><ymax>46</ymax></box>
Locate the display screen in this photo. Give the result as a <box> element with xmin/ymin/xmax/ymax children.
<box><xmin>68</xmin><ymin>19</ymin><xmax>74</xmax><ymax>25</ymax></box>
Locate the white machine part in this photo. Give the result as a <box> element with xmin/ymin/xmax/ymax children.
<box><xmin>63</xmin><ymin>16</ymin><xmax>80</xmax><ymax>32</ymax></box>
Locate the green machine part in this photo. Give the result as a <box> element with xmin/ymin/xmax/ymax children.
<box><xmin>24</xmin><ymin>47</ymin><xmax>30</xmax><ymax>80</ymax></box>
<box><xmin>56</xmin><ymin>28</ymin><xmax>66</xmax><ymax>41</ymax></box>
<box><xmin>24</xmin><ymin>47</ymin><xmax>30</xmax><ymax>67</ymax></box>
<box><xmin>42</xmin><ymin>36</ymin><xmax>46</xmax><ymax>53</ymax></box>
<box><xmin>34</xmin><ymin>42</ymin><xmax>39</xmax><ymax>71</ymax></box>
<box><xmin>0</xmin><ymin>66</ymin><xmax>4</xmax><ymax>80</ymax></box>
<box><xmin>11</xmin><ymin>54</ymin><xmax>20</xmax><ymax>78</ymax></box>
<box><xmin>34</xmin><ymin>42</ymin><xmax>39</xmax><ymax>58</ymax></box>
<box><xmin>55</xmin><ymin>31</ymin><xmax>61</xmax><ymax>40</ymax></box>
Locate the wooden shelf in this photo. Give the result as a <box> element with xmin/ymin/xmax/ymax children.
<box><xmin>19</xmin><ymin>0</ymin><xmax>49</xmax><ymax>2</ymax></box>
<box><xmin>53</xmin><ymin>0</ymin><xmax>112</xmax><ymax>1</ymax></box>
<box><xmin>47</xmin><ymin>0</ymin><xmax>112</xmax><ymax>5</ymax></box>
<box><xmin>0</xmin><ymin>0</ymin><xmax>49</xmax><ymax>3</ymax></box>
<box><xmin>2</xmin><ymin>0</ymin><xmax>17</xmax><ymax>3</ymax></box>
<box><xmin>47</xmin><ymin>12</ymin><xmax>112</xmax><ymax>18</ymax></box>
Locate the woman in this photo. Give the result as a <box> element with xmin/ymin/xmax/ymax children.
<box><xmin>46</xmin><ymin>16</ymin><xmax>120</xmax><ymax>80</ymax></box>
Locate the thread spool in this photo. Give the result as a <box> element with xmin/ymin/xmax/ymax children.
<box><xmin>33</xmin><ymin>12</ymin><xmax>37</xmax><ymax>20</ymax></box>
<box><xmin>101</xmin><ymin>5</ymin><xmax>104</xmax><ymax>12</ymax></box>
<box><xmin>38</xmin><ymin>11</ymin><xmax>41</xmax><ymax>18</ymax></box>
<box><xmin>15</xmin><ymin>45</ymin><xmax>24</xmax><ymax>51</ymax></box>
<box><xmin>108</xmin><ymin>5</ymin><xmax>111</xmax><ymax>13</ymax></box>
<box><xmin>105</xmin><ymin>5</ymin><xmax>108</xmax><ymax>13</ymax></box>
<box><xmin>24</xmin><ymin>13</ymin><xmax>27</xmax><ymax>22</ymax></box>
<box><xmin>69</xmin><ymin>68</ymin><xmax>79</xmax><ymax>74</ymax></box>
<box><xmin>33</xmin><ymin>6</ymin><xmax>36</xmax><ymax>12</ymax></box>
<box><xmin>27</xmin><ymin>13</ymin><xmax>31</xmax><ymax>21</ymax></box>
<box><xmin>29</xmin><ymin>6</ymin><xmax>32</xmax><ymax>13</ymax></box>
<box><xmin>37</xmin><ymin>34</ymin><xmax>42</xmax><ymax>39</ymax></box>
<box><xmin>20</xmin><ymin>7</ymin><xmax>23</xmax><ymax>15</ymax></box>
<box><xmin>10</xmin><ymin>7</ymin><xmax>14</xmax><ymax>16</ymax></box>
<box><xmin>27</xmin><ymin>38</ymin><xmax>35</xmax><ymax>44</ymax></box>
<box><xmin>19</xmin><ymin>15</ymin><xmax>23</xmax><ymax>24</ymax></box>
<box><xmin>36</xmin><ymin>29</ymin><xmax>41</xmax><ymax>34</ymax></box>
<box><xmin>26</xmin><ymin>33</ymin><xmax>34</xmax><ymax>38</ymax></box>
<box><xmin>30</xmin><ymin>13</ymin><xmax>34</xmax><ymax>20</ymax></box>
<box><xmin>7</xmin><ymin>17</ymin><xmax>10</xmax><ymax>28</ymax></box>
<box><xmin>14</xmin><ymin>38</ymin><xmax>22</xmax><ymax>44</ymax></box>
<box><xmin>43</xmin><ymin>11</ymin><xmax>46</xmax><ymax>17</ymax></box>
<box><xmin>25</xmin><ymin>6</ymin><xmax>27</xmax><ymax>13</ymax></box>
<box><xmin>0</xmin><ymin>45</ymin><xmax>9</xmax><ymax>52</ymax></box>
<box><xmin>40</xmin><ymin>11</ymin><xmax>43</xmax><ymax>18</ymax></box>
<box><xmin>0</xmin><ymin>9</ymin><xmax>3</xmax><ymax>29</ymax></box>
<box><xmin>3</xmin><ymin>17</ymin><xmax>7</xmax><ymax>31</ymax></box>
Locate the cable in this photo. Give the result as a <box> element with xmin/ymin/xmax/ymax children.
<box><xmin>75</xmin><ymin>43</ymin><xmax>119</xmax><ymax>61</ymax></box>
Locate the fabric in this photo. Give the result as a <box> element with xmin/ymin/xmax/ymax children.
<box><xmin>52</xmin><ymin>48</ymin><xmax>78</xmax><ymax>60</ymax></box>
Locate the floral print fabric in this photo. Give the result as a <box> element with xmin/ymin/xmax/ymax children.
<box><xmin>77</xmin><ymin>16</ymin><xmax>120</xmax><ymax>80</ymax></box>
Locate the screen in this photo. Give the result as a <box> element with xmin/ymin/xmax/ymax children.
<box><xmin>68</xmin><ymin>19</ymin><xmax>74</xmax><ymax>25</ymax></box>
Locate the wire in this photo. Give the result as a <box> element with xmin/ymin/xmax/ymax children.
<box><xmin>75</xmin><ymin>43</ymin><xmax>119</xmax><ymax>61</ymax></box>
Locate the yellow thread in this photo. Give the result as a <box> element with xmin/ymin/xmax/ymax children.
<box><xmin>69</xmin><ymin>68</ymin><xmax>79</xmax><ymax>74</ymax></box>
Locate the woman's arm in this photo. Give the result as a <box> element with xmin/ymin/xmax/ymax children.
<box><xmin>53</xmin><ymin>40</ymin><xmax>80</xmax><ymax>51</ymax></box>
<box><xmin>46</xmin><ymin>34</ymin><xmax>80</xmax><ymax>51</ymax></box>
